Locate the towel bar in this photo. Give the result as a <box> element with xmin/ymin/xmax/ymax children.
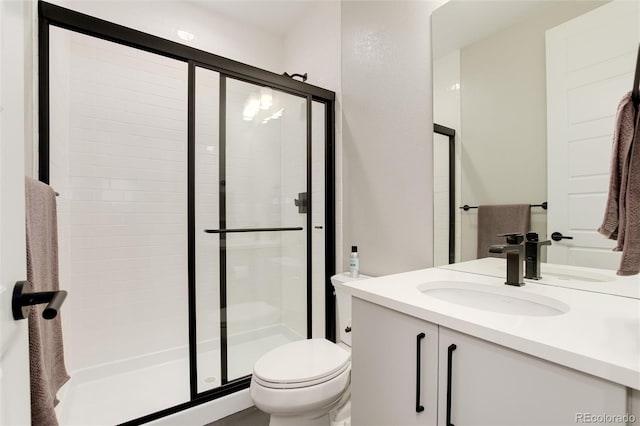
<box><xmin>460</xmin><ymin>202</ymin><xmax>547</xmax><ymax>211</ymax></box>
<box><xmin>12</xmin><ymin>280</ymin><xmax>67</xmax><ymax>320</ymax></box>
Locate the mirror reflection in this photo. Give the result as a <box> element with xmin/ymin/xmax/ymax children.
<box><xmin>431</xmin><ymin>0</ymin><xmax>640</xmax><ymax>297</ymax></box>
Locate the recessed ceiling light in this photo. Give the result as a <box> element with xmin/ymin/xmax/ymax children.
<box><xmin>177</xmin><ymin>30</ymin><xmax>195</xmax><ymax>42</ymax></box>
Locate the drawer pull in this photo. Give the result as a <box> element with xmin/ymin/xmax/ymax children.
<box><xmin>446</xmin><ymin>344</ymin><xmax>457</xmax><ymax>426</ymax></box>
<box><xmin>415</xmin><ymin>332</ymin><xmax>426</xmax><ymax>413</ymax></box>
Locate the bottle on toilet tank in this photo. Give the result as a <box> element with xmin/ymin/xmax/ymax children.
<box><xmin>349</xmin><ymin>245</ymin><xmax>359</xmax><ymax>278</ymax></box>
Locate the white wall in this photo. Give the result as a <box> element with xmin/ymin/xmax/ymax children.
<box><xmin>341</xmin><ymin>0</ymin><xmax>441</xmax><ymax>276</ymax></box>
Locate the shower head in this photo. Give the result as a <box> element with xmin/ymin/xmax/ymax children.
<box><xmin>283</xmin><ymin>72</ymin><xmax>308</xmax><ymax>82</ymax></box>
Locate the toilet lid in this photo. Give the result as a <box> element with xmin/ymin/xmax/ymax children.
<box><xmin>253</xmin><ymin>338</ymin><xmax>350</xmax><ymax>387</ymax></box>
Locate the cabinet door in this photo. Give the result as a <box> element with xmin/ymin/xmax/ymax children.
<box><xmin>351</xmin><ymin>298</ymin><xmax>438</xmax><ymax>426</ymax></box>
<box><xmin>438</xmin><ymin>327</ymin><xmax>627</xmax><ymax>426</ymax></box>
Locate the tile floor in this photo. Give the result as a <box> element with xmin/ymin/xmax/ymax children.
<box><xmin>207</xmin><ymin>407</ymin><xmax>269</xmax><ymax>426</ymax></box>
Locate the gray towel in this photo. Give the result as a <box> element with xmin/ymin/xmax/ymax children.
<box><xmin>476</xmin><ymin>204</ymin><xmax>531</xmax><ymax>259</ymax></box>
<box><xmin>598</xmin><ymin>92</ymin><xmax>640</xmax><ymax>275</ymax></box>
<box><xmin>25</xmin><ymin>177</ymin><xmax>70</xmax><ymax>426</ymax></box>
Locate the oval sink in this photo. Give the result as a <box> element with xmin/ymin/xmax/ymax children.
<box><xmin>418</xmin><ymin>281</ymin><xmax>569</xmax><ymax>316</ymax></box>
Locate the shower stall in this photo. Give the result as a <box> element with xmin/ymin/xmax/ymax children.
<box><xmin>40</xmin><ymin>3</ymin><xmax>335</xmax><ymax>424</ymax></box>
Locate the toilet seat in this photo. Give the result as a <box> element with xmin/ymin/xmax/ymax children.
<box><xmin>254</xmin><ymin>361</ymin><xmax>350</xmax><ymax>389</ymax></box>
<box><xmin>250</xmin><ymin>364</ymin><xmax>351</xmax><ymax>416</ymax></box>
<box><xmin>253</xmin><ymin>339</ymin><xmax>350</xmax><ymax>389</ymax></box>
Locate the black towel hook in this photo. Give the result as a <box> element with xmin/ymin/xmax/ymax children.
<box><xmin>12</xmin><ymin>280</ymin><xmax>67</xmax><ymax>320</ymax></box>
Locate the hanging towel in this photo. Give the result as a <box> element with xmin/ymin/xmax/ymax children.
<box><xmin>476</xmin><ymin>204</ymin><xmax>530</xmax><ymax>259</ymax></box>
<box><xmin>620</xmin><ymin>118</ymin><xmax>640</xmax><ymax>275</ymax></box>
<box><xmin>25</xmin><ymin>177</ymin><xmax>70</xmax><ymax>426</ymax></box>
<box><xmin>598</xmin><ymin>92</ymin><xmax>640</xmax><ymax>275</ymax></box>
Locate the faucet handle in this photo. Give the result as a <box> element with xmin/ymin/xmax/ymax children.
<box><xmin>526</xmin><ymin>232</ymin><xmax>552</xmax><ymax>246</ymax></box>
<box><xmin>497</xmin><ymin>233</ymin><xmax>524</xmax><ymax>245</ymax></box>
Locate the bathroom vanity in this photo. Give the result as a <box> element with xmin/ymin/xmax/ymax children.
<box><xmin>336</xmin><ymin>268</ymin><xmax>640</xmax><ymax>426</ymax></box>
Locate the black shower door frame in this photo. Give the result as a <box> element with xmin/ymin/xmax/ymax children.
<box><xmin>37</xmin><ymin>2</ymin><xmax>337</xmax><ymax>424</ymax></box>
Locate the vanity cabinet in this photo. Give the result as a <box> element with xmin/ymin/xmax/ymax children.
<box><xmin>351</xmin><ymin>298</ymin><xmax>628</xmax><ymax>426</ymax></box>
<box><xmin>351</xmin><ymin>298</ymin><xmax>439</xmax><ymax>426</ymax></box>
<box><xmin>437</xmin><ymin>327</ymin><xmax>627</xmax><ymax>426</ymax></box>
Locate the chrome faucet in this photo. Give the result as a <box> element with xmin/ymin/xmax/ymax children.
<box><xmin>524</xmin><ymin>232</ymin><xmax>552</xmax><ymax>280</ymax></box>
<box><xmin>489</xmin><ymin>233</ymin><xmax>525</xmax><ymax>286</ymax></box>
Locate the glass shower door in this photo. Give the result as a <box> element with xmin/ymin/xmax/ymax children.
<box><xmin>196</xmin><ymin>73</ymin><xmax>308</xmax><ymax>390</ymax></box>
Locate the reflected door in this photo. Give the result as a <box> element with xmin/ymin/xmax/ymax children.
<box><xmin>546</xmin><ymin>0</ymin><xmax>640</xmax><ymax>269</ymax></box>
<box><xmin>196</xmin><ymin>73</ymin><xmax>309</xmax><ymax>391</ymax></box>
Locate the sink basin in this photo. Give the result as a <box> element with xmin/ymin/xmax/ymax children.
<box><xmin>418</xmin><ymin>281</ymin><xmax>569</xmax><ymax>316</ymax></box>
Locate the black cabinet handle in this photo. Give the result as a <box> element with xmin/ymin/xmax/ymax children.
<box><xmin>446</xmin><ymin>344</ymin><xmax>457</xmax><ymax>426</ymax></box>
<box><xmin>415</xmin><ymin>332</ymin><xmax>426</xmax><ymax>413</ymax></box>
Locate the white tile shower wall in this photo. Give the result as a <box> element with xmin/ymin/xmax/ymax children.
<box><xmin>51</xmin><ymin>30</ymin><xmax>189</xmax><ymax>371</ymax></box>
<box><xmin>52</xmin><ymin>0</ymin><xmax>284</xmax><ymax>76</ymax></box>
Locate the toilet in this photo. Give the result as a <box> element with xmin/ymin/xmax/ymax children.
<box><xmin>250</xmin><ymin>273</ymin><xmax>371</xmax><ymax>426</ymax></box>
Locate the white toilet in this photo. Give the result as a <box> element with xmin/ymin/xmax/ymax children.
<box><xmin>250</xmin><ymin>273</ymin><xmax>371</xmax><ymax>426</ymax></box>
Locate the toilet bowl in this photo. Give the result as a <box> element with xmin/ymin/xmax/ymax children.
<box><xmin>250</xmin><ymin>273</ymin><xmax>371</xmax><ymax>426</ymax></box>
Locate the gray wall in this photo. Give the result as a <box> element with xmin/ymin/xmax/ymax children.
<box><xmin>341</xmin><ymin>1</ymin><xmax>439</xmax><ymax>276</ymax></box>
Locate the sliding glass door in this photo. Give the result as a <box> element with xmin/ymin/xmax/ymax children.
<box><xmin>41</xmin><ymin>3</ymin><xmax>335</xmax><ymax>422</ymax></box>
<box><xmin>195</xmin><ymin>71</ymin><xmax>309</xmax><ymax>391</ymax></box>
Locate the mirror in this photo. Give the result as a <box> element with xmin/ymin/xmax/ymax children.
<box><xmin>431</xmin><ymin>0</ymin><xmax>640</xmax><ymax>298</ymax></box>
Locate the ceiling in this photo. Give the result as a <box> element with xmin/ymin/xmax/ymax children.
<box><xmin>191</xmin><ymin>0</ymin><xmax>325</xmax><ymax>37</ymax></box>
<box><xmin>431</xmin><ymin>0</ymin><xmax>570</xmax><ymax>59</ymax></box>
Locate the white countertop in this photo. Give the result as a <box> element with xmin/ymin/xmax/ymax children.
<box><xmin>337</xmin><ymin>267</ymin><xmax>640</xmax><ymax>390</ymax></box>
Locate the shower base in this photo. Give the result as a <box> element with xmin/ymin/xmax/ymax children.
<box><xmin>55</xmin><ymin>325</ymin><xmax>301</xmax><ymax>425</ymax></box>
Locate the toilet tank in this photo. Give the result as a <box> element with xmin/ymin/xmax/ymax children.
<box><xmin>331</xmin><ymin>273</ymin><xmax>372</xmax><ymax>347</ymax></box>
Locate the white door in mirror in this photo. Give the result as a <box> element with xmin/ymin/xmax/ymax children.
<box><xmin>546</xmin><ymin>0</ymin><xmax>640</xmax><ymax>270</ymax></box>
